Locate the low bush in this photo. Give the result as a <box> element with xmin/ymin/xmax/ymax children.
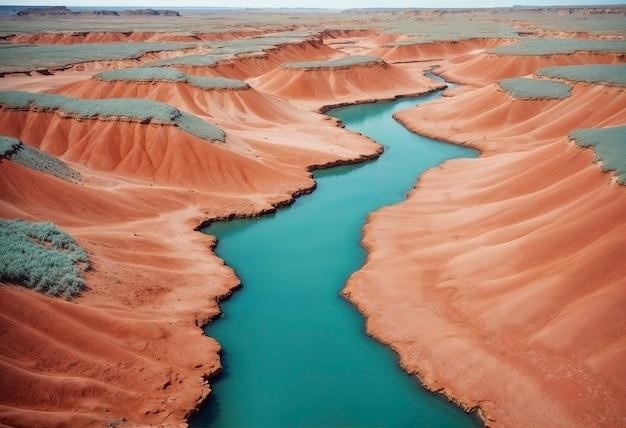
<box><xmin>0</xmin><ymin>219</ymin><xmax>89</xmax><ymax>297</ymax></box>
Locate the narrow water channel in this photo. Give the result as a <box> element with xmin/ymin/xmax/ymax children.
<box><xmin>192</xmin><ymin>83</ymin><xmax>480</xmax><ymax>427</ymax></box>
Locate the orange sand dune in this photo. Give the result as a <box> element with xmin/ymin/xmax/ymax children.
<box><xmin>50</xmin><ymin>77</ymin><xmax>380</xmax><ymax>165</ymax></box>
<box><xmin>440</xmin><ymin>51</ymin><xmax>625</xmax><ymax>85</ymax></box>
<box><xmin>181</xmin><ymin>39</ymin><xmax>340</xmax><ymax>80</ymax></box>
<box><xmin>347</xmin><ymin>80</ymin><xmax>626</xmax><ymax>427</ymax></box>
<box><xmin>248</xmin><ymin>61</ymin><xmax>441</xmax><ymax>111</ymax></box>
<box><xmin>0</xmin><ymin>109</ymin><xmax>308</xmax><ymax>191</ymax></box>
<box><xmin>0</xmin><ymin>160</ymin><xmax>242</xmax><ymax>427</ymax></box>
<box><xmin>0</xmin><ymin>68</ymin><xmax>382</xmax><ymax>425</ymax></box>
<box><xmin>372</xmin><ymin>38</ymin><xmax>512</xmax><ymax>63</ymax></box>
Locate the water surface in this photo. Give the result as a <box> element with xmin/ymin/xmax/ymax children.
<box><xmin>192</xmin><ymin>88</ymin><xmax>480</xmax><ymax>427</ymax></box>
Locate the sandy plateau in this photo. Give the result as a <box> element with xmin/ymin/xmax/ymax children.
<box><xmin>0</xmin><ymin>7</ymin><xmax>625</xmax><ymax>428</ymax></box>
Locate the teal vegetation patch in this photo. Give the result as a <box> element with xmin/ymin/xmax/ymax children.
<box><xmin>284</xmin><ymin>55</ymin><xmax>383</xmax><ymax>70</ymax></box>
<box><xmin>0</xmin><ymin>135</ymin><xmax>80</xmax><ymax>181</ymax></box>
<box><xmin>498</xmin><ymin>77</ymin><xmax>572</xmax><ymax>99</ymax></box>
<box><xmin>0</xmin><ymin>42</ymin><xmax>202</xmax><ymax>74</ymax></box>
<box><xmin>0</xmin><ymin>219</ymin><xmax>89</xmax><ymax>297</ymax></box>
<box><xmin>149</xmin><ymin>54</ymin><xmax>223</xmax><ymax>67</ymax></box>
<box><xmin>95</xmin><ymin>67</ymin><xmax>249</xmax><ymax>90</ymax></box>
<box><xmin>537</xmin><ymin>64</ymin><xmax>626</xmax><ymax>87</ymax></box>
<box><xmin>571</xmin><ymin>125</ymin><xmax>626</xmax><ymax>184</ymax></box>
<box><xmin>491</xmin><ymin>38</ymin><xmax>626</xmax><ymax>56</ymax></box>
<box><xmin>0</xmin><ymin>91</ymin><xmax>225</xmax><ymax>142</ymax></box>
<box><xmin>0</xmin><ymin>135</ymin><xmax>20</xmax><ymax>157</ymax></box>
<box><xmin>148</xmin><ymin>34</ymin><xmax>313</xmax><ymax>67</ymax></box>
<box><xmin>382</xmin><ymin>18</ymin><xmax>518</xmax><ymax>44</ymax></box>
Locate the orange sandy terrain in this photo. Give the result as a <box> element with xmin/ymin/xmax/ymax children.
<box><xmin>346</xmin><ymin>72</ymin><xmax>626</xmax><ymax>426</ymax></box>
<box><xmin>1</xmin><ymin>9</ymin><xmax>625</xmax><ymax>428</ymax></box>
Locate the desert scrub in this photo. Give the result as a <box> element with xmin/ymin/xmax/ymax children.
<box><xmin>149</xmin><ymin>53</ymin><xmax>224</xmax><ymax>67</ymax></box>
<box><xmin>491</xmin><ymin>38</ymin><xmax>626</xmax><ymax>56</ymax></box>
<box><xmin>284</xmin><ymin>55</ymin><xmax>383</xmax><ymax>70</ymax></box>
<box><xmin>0</xmin><ymin>135</ymin><xmax>80</xmax><ymax>181</ymax></box>
<box><xmin>95</xmin><ymin>67</ymin><xmax>249</xmax><ymax>90</ymax></box>
<box><xmin>0</xmin><ymin>91</ymin><xmax>225</xmax><ymax>142</ymax></box>
<box><xmin>571</xmin><ymin>125</ymin><xmax>626</xmax><ymax>184</ymax></box>
<box><xmin>537</xmin><ymin>64</ymin><xmax>626</xmax><ymax>87</ymax></box>
<box><xmin>0</xmin><ymin>135</ymin><xmax>21</xmax><ymax>157</ymax></box>
<box><xmin>498</xmin><ymin>77</ymin><xmax>572</xmax><ymax>99</ymax></box>
<box><xmin>0</xmin><ymin>219</ymin><xmax>89</xmax><ymax>297</ymax></box>
<box><xmin>0</xmin><ymin>42</ymin><xmax>204</xmax><ymax>74</ymax></box>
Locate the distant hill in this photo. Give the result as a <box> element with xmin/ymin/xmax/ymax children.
<box><xmin>14</xmin><ymin>5</ymin><xmax>180</xmax><ymax>17</ymax></box>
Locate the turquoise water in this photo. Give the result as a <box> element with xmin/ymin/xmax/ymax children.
<box><xmin>192</xmin><ymin>88</ymin><xmax>480</xmax><ymax>427</ymax></box>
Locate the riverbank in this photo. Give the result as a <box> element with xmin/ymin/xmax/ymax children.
<box><xmin>346</xmin><ymin>77</ymin><xmax>626</xmax><ymax>426</ymax></box>
<box><xmin>190</xmin><ymin>90</ymin><xmax>479</xmax><ymax>427</ymax></box>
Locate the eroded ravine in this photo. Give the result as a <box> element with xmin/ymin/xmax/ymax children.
<box><xmin>192</xmin><ymin>85</ymin><xmax>480</xmax><ymax>427</ymax></box>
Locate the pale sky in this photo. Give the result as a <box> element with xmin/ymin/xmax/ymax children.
<box><xmin>3</xmin><ymin>0</ymin><xmax>626</xmax><ymax>9</ymax></box>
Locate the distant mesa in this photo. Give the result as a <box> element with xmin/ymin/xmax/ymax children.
<box><xmin>16</xmin><ymin>6</ymin><xmax>77</xmax><ymax>16</ymax></box>
<box><xmin>122</xmin><ymin>9</ymin><xmax>180</xmax><ymax>16</ymax></box>
<box><xmin>16</xmin><ymin>6</ymin><xmax>180</xmax><ymax>17</ymax></box>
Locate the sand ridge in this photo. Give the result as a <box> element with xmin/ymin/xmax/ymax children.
<box><xmin>346</xmin><ymin>73</ymin><xmax>626</xmax><ymax>426</ymax></box>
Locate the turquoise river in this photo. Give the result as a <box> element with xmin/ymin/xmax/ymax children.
<box><xmin>191</xmin><ymin>82</ymin><xmax>480</xmax><ymax>427</ymax></box>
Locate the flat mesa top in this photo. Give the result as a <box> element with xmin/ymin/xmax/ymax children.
<box><xmin>571</xmin><ymin>126</ymin><xmax>626</xmax><ymax>184</ymax></box>
<box><xmin>95</xmin><ymin>67</ymin><xmax>250</xmax><ymax>90</ymax></box>
<box><xmin>284</xmin><ymin>55</ymin><xmax>384</xmax><ymax>70</ymax></box>
<box><xmin>498</xmin><ymin>77</ymin><xmax>572</xmax><ymax>100</ymax></box>
<box><xmin>538</xmin><ymin>64</ymin><xmax>626</xmax><ymax>87</ymax></box>
<box><xmin>491</xmin><ymin>38</ymin><xmax>626</xmax><ymax>56</ymax></box>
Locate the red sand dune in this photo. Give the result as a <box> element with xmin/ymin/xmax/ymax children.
<box><xmin>440</xmin><ymin>51</ymin><xmax>625</xmax><ymax>85</ymax></box>
<box><xmin>372</xmin><ymin>38</ymin><xmax>512</xmax><ymax>63</ymax></box>
<box><xmin>50</xmin><ymin>77</ymin><xmax>381</xmax><ymax>165</ymax></box>
<box><xmin>0</xmin><ymin>66</ymin><xmax>384</xmax><ymax>425</ymax></box>
<box><xmin>4</xmin><ymin>30</ymin><xmax>270</xmax><ymax>45</ymax></box>
<box><xmin>0</xmin><ymin>109</ymin><xmax>309</xmax><ymax>191</ymax></box>
<box><xmin>346</xmin><ymin>81</ymin><xmax>626</xmax><ymax>427</ymax></box>
<box><xmin>248</xmin><ymin>60</ymin><xmax>441</xmax><ymax>111</ymax></box>
<box><xmin>181</xmin><ymin>39</ymin><xmax>341</xmax><ymax>80</ymax></box>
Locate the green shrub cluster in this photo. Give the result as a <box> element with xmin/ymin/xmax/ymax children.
<box><xmin>0</xmin><ymin>219</ymin><xmax>89</xmax><ymax>297</ymax></box>
<box><xmin>0</xmin><ymin>42</ymin><xmax>203</xmax><ymax>73</ymax></box>
<box><xmin>571</xmin><ymin>125</ymin><xmax>626</xmax><ymax>184</ymax></box>
<box><xmin>149</xmin><ymin>54</ymin><xmax>223</xmax><ymax>67</ymax></box>
<box><xmin>537</xmin><ymin>64</ymin><xmax>626</xmax><ymax>87</ymax></box>
<box><xmin>498</xmin><ymin>77</ymin><xmax>572</xmax><ymax>99</ymax></box>
<box><xmin>96</xmin><ymin>67</ymin><xmax>249</xmax><ymax>89</ymax></box>
<box><xmin>0</xmin><ymin>135</ymin><xmax>21</xmax><ymax>157</ymax></box>
<box><xmin>284</xmin><ymin>55</ymin><xmax>383</xmax><ymax>70</ymax></box>
<box><xmin>3</xmin><ymin>138</ymin><xmax>80</xmax><ymax>181</ymax></box>
<box><xmin>491</xmin><ymin>38</ymin><xmax>626</xmax><ymax>56</ymax></box>
<box><xmin>0</xmin><ymin>91</ymin><xmax>225</xmax><ymax>142</ymax></box>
